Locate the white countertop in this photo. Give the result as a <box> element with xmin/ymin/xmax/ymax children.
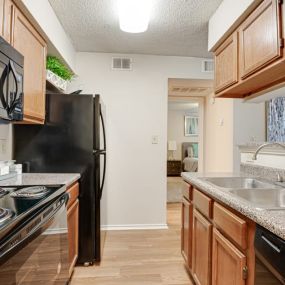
<box><xmin>182</xmin><ymin>172</ymin><xmax>285</xmax><ymax>240</ymax></box>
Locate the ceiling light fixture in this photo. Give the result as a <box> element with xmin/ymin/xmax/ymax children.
<box><xmin>118</xmin><ymin>0</ymin><xmax>152</xmax><ymax>33</ymax></box>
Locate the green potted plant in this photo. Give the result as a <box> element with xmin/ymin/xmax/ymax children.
<box><xmin>46</xmin><ymin>56</ymin><xmax>74</xmax><ymax>91</ymax></box>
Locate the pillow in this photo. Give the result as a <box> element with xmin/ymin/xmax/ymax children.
<box><xmin>187</xmin><ymin>146</ymin><xmax>194</xmax><ymax>157</ymax></box>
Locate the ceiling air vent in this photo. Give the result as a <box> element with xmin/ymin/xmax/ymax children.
<box><xmin>112</xmin><ymin>57</ymin><xmax>132</xmax><ymax>71</ymax></box>
<box><xmin>202</xmin><ymin>60</ymin><xmax>214</xmax><ymax>72</ymax></box>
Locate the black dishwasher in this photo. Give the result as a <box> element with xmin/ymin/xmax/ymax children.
<box><xmin>255</xmin><ymin>225</ymin><xmax>285</xmax><ymax>285</ymax></box>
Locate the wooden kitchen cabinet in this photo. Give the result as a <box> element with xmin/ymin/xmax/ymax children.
<box><xmin>3</xmin><ymin>0</ymin><xmax>13</xmax><ymax>43</ymax></box>
<box><xmin>214</xmin><ymin>0</ymin><xmax>285</xmax><ymax>99</ymax></box>
<box><xmin>67</xmin><ymin>182</ymin><xmax>79</xmax><ymax>277</ymax></box>
<box><xmin>12</xmin><ymin>5</ymin><xmax>46</xmax><ymax>124</ymax></box>
<box><xmin>181</xmin><ymin>197</ymin><xmax>193</xmax><ymax>269</ymax></box>
<box><xmin>239</xmin><ymin>0</ymin><xmax>282</xmax><ymax>79</ymax></box>
<box><xmin>212</xmin><ymin>228</ymin><xmax>247</xmax><ymax>285</ymax></box>
<box><xmin>192</xmin><ymin>208</ymin><xmax>212</xmax><ymax>285</ymax></box>
<box><xmin>214</xmin><ymin>32</ymin><xmax>238</xmax><ymax>93</ymax></box>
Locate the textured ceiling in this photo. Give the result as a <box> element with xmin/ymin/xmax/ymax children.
<box><xmin>49</xmin><ymin>0</ymin><xmax>223</xmax><ymax>58</ymax></box>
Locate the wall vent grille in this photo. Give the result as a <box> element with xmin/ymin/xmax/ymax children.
<box><xmin>112</xmin><ymin>57</ymin><xmax>132</xmax><ymax>70</ymax></box>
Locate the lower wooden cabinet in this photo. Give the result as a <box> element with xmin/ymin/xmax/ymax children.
<box><xmin>66</xmin><ymin>183</ymin><xmax>79</xmax><ymax>277</ymax></box>
<box><xmin>212</xmin><ymin>228</ymin><xmax>247</xmax><ymax>285</ymax></box>
<box><xmin>181</xmin><ymin>197</ymin><xmax>193</xmax><ymax>269</ymax></box>
<box><xmin>192</xmin><ymin>208</ymin><xmax>212</xmax><ymax>285</ymax></box>
<box><xmin>182</xmin><ymin>184</ymin><xmax>253</xmax><ymax>285</ymax></box>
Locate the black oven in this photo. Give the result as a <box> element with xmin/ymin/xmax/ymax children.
<box><xmin>255</xmin><ymin>225</ymin><xmax>285</xmax><ymax>285</ymax></box>
<box><xmin>0</xmin><ymin>36</ymin><xmax>24</xmax><ymax>121</ymax></box>
<box><xmin>0</xmin><ymin>193</ymin><xmax>70</xmax><ymax>285</ymax></box>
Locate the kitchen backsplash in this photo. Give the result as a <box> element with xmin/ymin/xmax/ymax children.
<box><xmin>0</xmin><ymin>123</ymin><xmax>13</xmax><ymax>160</ymax></box>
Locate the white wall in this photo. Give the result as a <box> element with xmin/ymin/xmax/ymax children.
<box><xmin>208</xmin><ymin>0</ymin><xmax>254</xmax><ymax>51</ymax></box>
<box><xmin>19</xmin><ymin>0</ymin><xmax>76</xmax><ymax>71</ymax></box>
<box><xmin>233</xmin><ymin>100</ymin><xmax>266</xmax><ymax>171</ymax></box>
<box><xmin>204</xmin><ymin>95</ymin><xmax>265</xmax><ymax>172</ymax></box>
<box><xmin>167</xmin><ymin>108</ymin><xmax>198</xmax><ymax>160</ymax></box>
<box><xmin>204</xmin><ymin>95</ymin><xmax>235</xmax><ymax>172</ymax></box>
<box><xmin>69</xmin><ymin>53</ymin><xmax>213</xmax><ymax>229</ymax></box>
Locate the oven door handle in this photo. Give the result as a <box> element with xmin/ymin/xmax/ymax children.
<box><xmin>0</xmin><ymin>193</ymin><xmax>69</xmax><ymax>261</ymax></box>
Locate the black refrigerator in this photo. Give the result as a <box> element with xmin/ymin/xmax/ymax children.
<box><xmin>13</xmin><ymin>93</ymin><xmax>106</xmax><ymax>264</ymax></box>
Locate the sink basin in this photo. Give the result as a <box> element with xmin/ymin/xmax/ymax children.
<box><xmin>229</xmin><ymin>188</ymin><xmax>285</xmax><ymax>210</ymax></box>
<box><xmin>204</xmin><ymin>177</ymin><xmax>278</xmax><ymax>190</ymax></box>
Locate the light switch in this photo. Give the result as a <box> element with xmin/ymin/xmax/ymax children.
<box><xmin>152</xmin><ymin>136</ymin><xmax>159</xmax><ymax>144</ymax></box>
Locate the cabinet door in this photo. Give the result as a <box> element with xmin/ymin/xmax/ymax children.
<box><xmin>214</xmin><ymin>32</ymin><xmax>238</xmax><ymax>93</ymax></box>
<box><xmin>192</xmin><ymin>209</ymin><xmax>212</xmax><ymax>285</ymax></box>
<box><xmin>67</xmin><ymin>199</ymin><xmax>79</xmax><ymax>277</ymax></box>
<box><xmin>12</xmin><ymin>7</ymin><xmax>46</xmax><ymax>123</ymax></box>
<box><xmin>212</xmin><ymin>228</ymin><xmax>247</xmax><ymax>285</ymax></box>
<box><xmin>181</xmin><ymin>198</ymin><xmax>193</xmax><ymax>270</ymax></box>
<box><xmin>3</xmin><ymin>0</ymin><xmax>13</xmax><ymax>43</ymax></box>
<box><xmin>239</xmin><ymin>0</ymin><xmax>282</xmax><ymax>79</ymax></box>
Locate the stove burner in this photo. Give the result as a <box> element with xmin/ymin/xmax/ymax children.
<box><xmin>0</xmin><ymin>188</ymin><xmax>8</xmax><ymax>198</ymax></box>
<box><xmin>0</xmin><ymin>207</ymin><xmax>14</xmax><ymax>224</ymax></box>
<box><xmin>10</xmin><ymin>186</ymin><xmax>50</xmax><ymax>199</ymax></box>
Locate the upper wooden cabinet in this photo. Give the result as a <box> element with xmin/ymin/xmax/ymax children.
<box><xmin>239</xmin><ymin>0</ymin><xmax>282</xmax><ymax>79</ymax></box>
<box><xmin>214</xmin><ymin>32</ymin><xmax>238</xmax><ymax>92</ymax></box>
<box><xmin>12</xmin><ymin>5</ymin><xmax>46</xmax><ymax>123</ymax></box>
<box><xmin>3</xmin><ymin>0</ymin><xmax>13</xmax><ymax>43</ymax></box>
<box><xmin>214</xmin><ymin>0</ymin><xmax>285</xmax><ymax>98</ymax></box>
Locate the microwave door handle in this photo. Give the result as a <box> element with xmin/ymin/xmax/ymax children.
<box><xmin>8</xmin><ymin>60</ymin><xmax>19</xmax><ymax>108</ymax></box>
<box><xmin>0</xmin><ymin>65</ymin><xmax>8</xmax><ymax>110</ymax></box>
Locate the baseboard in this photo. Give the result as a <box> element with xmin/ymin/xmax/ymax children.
<box><xmin>101</xmin><ymin>224</ymin><xmax>168</xmax><ymax>231</ymax></box>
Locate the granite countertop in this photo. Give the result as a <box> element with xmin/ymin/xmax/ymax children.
<box><xmin>182</xmin><ymin>172</ymin><xmax>285</xmax><ymax>240</ymax></box>
<box><xmin>0</xmin><ymin>173</ymin><xmax>81</xmax><ymax>188</ymax></box>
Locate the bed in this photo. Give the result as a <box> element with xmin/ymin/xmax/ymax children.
<box><xmin>182</xmin><ymin>142</ymin><xmax>198</xmax><ymax>172</ymax></box>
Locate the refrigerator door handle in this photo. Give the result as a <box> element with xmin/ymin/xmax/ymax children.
<box><xmin>100</xmin><ymin>108</ymin><xmax>106</xmax><ymax>151</ymax></box>
<box><xmin>99</xmin><ymin>151</ymin><xmax>106</xmax><ymax>199</ymax></box>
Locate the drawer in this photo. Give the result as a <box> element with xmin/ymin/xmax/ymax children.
<box><xmin>193</xmin><ymin>189</ymin><xmax>213</xmax><ymax>219</ymax></box>
<box><xmin>213</xmin><ymin>202</ymin><xmax>247</xmax><ymax>249</ymax></box>
<box><xmin>182</xmin><ymin>181</ymin><xmax>192</xmax><ymax>201</ymax></box>
<box><xmin>67</xmin><ymin>182</ymin><xmax>79</xmax><ymax>209</ymax></box>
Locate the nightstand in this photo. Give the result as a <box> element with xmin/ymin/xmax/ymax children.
<box><xmin>167</xmin><ymin>160</ymin><xmax>182</xmax><ymax>176</ymax></box>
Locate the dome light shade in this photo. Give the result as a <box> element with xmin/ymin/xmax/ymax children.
<box><xmin>118</xmin><ymin>0</ymin><xmax>152</xmax><ymax>33</ymax></box>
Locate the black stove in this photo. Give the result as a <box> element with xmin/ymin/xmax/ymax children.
<box><xmin>0</xmin><ymin>184</ymin><xmax>66</xmax><ymax>240</ymax></box>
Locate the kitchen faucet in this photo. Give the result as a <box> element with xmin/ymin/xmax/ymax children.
<box><xmin>252</xmin><ymin>142</ymin><xmax>285</xmax><ymax>182</ymax></box>
<box><xmin>252</xmin><ymin>142</ymin><xmax>285</xmax><ymax>160</ymax></box>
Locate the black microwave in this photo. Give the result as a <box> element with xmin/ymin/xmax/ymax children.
<box><xmin>0</xmin><ymin>36</ymin><xmax>24</xmax><ymax>121</ymax></box>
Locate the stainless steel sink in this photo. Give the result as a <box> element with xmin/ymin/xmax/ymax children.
<box><xmin>229</xmin><ymin>188</ymin><xmax>285</xmax><ymax>210</ymax></box>
<box><xmin>204</xmin><ymin>177</ymin><xmax>279</xmax><ymax>190</ymax></box>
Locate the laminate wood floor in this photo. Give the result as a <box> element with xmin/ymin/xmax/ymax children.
<box><xmin>70</xmin><ymin>203</ymin><xmax>193</xmax><ymax>285</ymax></box>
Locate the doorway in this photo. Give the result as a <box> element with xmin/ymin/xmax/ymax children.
<box><xmin>166</xmin><ymin>78</ymin><xmax>212</xmax><ymax>204</ymax></box>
